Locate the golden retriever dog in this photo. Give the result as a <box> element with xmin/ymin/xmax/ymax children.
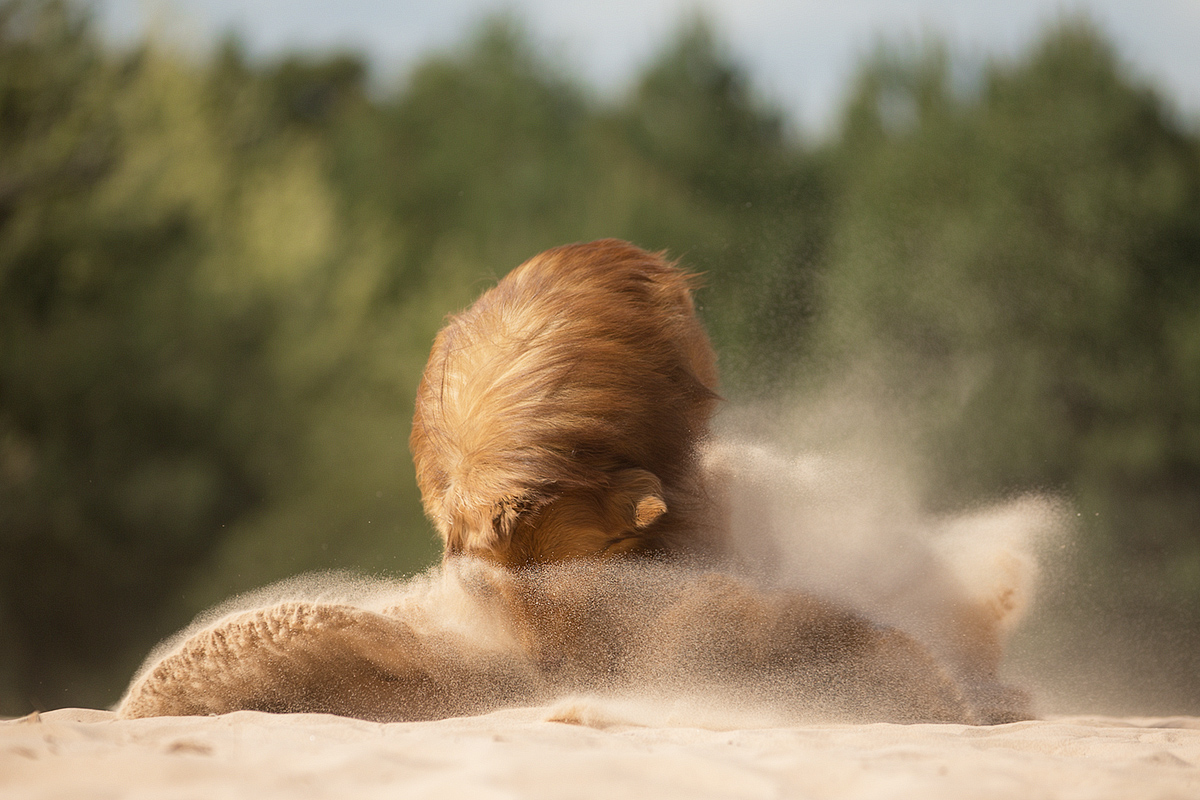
<box><xmin>405</xmin><ymin>239</ymin><xmax>1032</xmax><ymax>721</ymax></box>
<box><xmin>119</xmin><ymin>239</ymin><xmax>1032</xmax><ymax>725</ymax></box>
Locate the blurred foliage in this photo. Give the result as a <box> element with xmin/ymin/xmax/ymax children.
<box><xmin>822</xmin><ymin>21</ymin><xmax>1200</xmax><ymax>626</ymax></box>
<box><xmin>0</xmin><ymin>1</ymin><xmax>1197</xmax><ymax>714</ymax></box>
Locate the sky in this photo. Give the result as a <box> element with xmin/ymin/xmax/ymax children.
<box><xmin>92</xmin><ymin>0</ymin><xmax>1200</xmax><ymax>135</ymax></box>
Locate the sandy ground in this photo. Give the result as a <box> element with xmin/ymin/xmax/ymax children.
<box><xmin>3</xmin><ymin>702</ymin><xmax>1198</xmax><ymax>800</ymax></box>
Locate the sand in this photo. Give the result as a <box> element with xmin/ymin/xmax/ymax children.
<box><xmin>4</xmin><ymin>702</ymin><xmax>1198</xmax><ymax>799</ymax></box>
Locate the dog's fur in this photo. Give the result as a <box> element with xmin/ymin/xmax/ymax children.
<box><xmin>410</xmin><ymin>239</ymin><xmax>720</xmax><ymax>567</ymax></box>
<box><xmin>119</xmin><ymin>239</ymin><xmax>1033</xmax><ymax>726</ymax></box>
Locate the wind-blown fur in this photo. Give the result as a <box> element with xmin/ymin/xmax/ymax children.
<box><xmin>411</xmin><ymin>239</ymin><xmax>720</xmax><ymax>567</ymax></box>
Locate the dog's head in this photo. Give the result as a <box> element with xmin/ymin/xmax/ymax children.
<box><xmin>410</xmin><ymin>239</ymin><xmax>717</xmax><ymax>567</ymax></box>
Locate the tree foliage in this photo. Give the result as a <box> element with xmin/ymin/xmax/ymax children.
<box><xmin>824</xmin><ymin>21</ymin><xmax>1200</xmax><ymax>610</ymax></box>
<box><xmin>0</xmin><ymin>2</ymin><xmax>1197</xmax><ymax>713</ymax></box>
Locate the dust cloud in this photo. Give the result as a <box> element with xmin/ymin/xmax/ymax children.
<box><xmin>703</xmin><ymin>397</ymin><xmax>1075</xmax><ymax>719</ymax></box>
<box><xmin>124</xmin><ymin>385</ymin><xmax>1083</xmax><ymax>727</ymax></box>
<box><xmin>705</xmin><ymin>384</ymin><xmax>1200</xmax><ymax>719</ymax></box>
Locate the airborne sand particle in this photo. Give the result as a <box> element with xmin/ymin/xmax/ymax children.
<box><xmin>119</xmin><ymin>240</ymin><xmax>1077</xmax><ymax>727</ymax></box>
<box><xmin>120</xmin><ymin>415</ymin><xmax>1068</xmax><ymax>728</ymax></box>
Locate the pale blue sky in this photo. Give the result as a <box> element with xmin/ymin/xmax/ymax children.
<box><xmin>92</xmin><ymin>0</ymin><xmax>1200</xmax><ymax>135</ymax></box>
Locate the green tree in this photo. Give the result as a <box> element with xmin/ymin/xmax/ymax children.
<box><xmin>818</xmin><ymin>20</ymin><xmax>1200</xmax><ymax>619</ymax></box>
<box><xmin>3</xmin><ymin>1</ymin><xmax>1198</xmax><ymax>717</ymax></box>
<box><xmin>623</xmin><ymin>16</ymin><xmax>829</xmax><ymax>388</ymax></box>
<box><xmin>0</xmin><ymin>1</ymin><xmax>432</xmax><ymax>712</ymax></box>
<box><xmin>0</xmin><ymin>1</ymin><xmax>278</xmax><ymax>709</ymax></box>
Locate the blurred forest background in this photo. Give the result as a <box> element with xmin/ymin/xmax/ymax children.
<box><xmin>1</xmin><ymin>0</ymin><xmax>1198</xmax><ymax>716</ymax></box>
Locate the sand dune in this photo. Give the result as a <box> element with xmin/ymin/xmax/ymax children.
<box><xmin>4</xmin><ymin>704</ymin><xmax>1198</xmax><ymax>799</ymax></box>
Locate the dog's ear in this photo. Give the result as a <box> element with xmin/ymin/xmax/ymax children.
<box><xmin>610</xmin><ymin>468</ymin><xmax>667</xmax><ymax>529</ymax></box>
<box><xmin>491</xmin><ymin>495</ymin><xmax>538</xmax><ymax>540</ymax></box>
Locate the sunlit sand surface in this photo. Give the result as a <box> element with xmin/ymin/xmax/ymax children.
<box><xmin>4</xmin><ymin>704</ymin><xmax>1198</xmax><ymax>799</ymax></box>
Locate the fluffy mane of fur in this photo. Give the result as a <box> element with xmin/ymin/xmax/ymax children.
<box><xmin>411</xmin><ymin>239</ymin><xmax>720</xmax><ymax>566</ymax></box>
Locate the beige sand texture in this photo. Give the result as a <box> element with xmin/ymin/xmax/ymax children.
<box><xmin>3</xmin><ymin>704</ymin><xmax>1198</xmax><ymax>799</ymax></box>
